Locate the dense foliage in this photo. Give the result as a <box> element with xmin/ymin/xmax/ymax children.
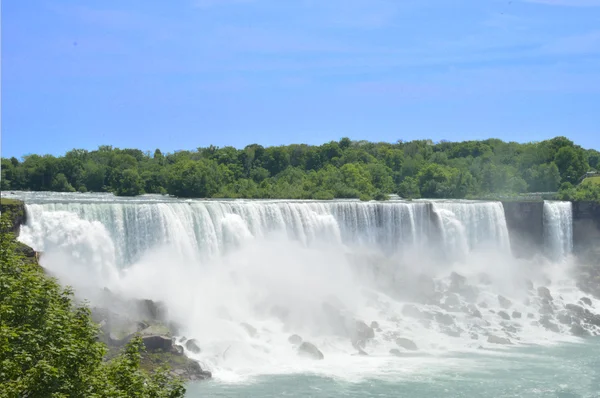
<box><xmin>1</xmin><ymin>137</ymin><xmax>597</xmax><ymax>200</ymax></box>
<box><xmin>0</xmin><ymin>215</ymin><xmax>185</xmax><ymax>398</ymax></box>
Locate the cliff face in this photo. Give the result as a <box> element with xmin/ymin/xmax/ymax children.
<box><xmin>572</xmin><ymin>202</ymin><xmax>600</xmax><ymax>256</ymax></box>
<box><xmin>501</xmin><ymin>201</ymin><xmax>544</xmax><ymax>258</ymax></box>
<box><xmin>0</xmin><ymin>198</ymin><xmax>27</xmax><ymax>235</ymax></box>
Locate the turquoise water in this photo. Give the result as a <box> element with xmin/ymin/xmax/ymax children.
<box><xmin>187</xmin><ymin>339</ymin><xmax>600</xmax><ymax>398</ymax></box>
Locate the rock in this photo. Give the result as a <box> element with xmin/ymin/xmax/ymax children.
<box><xmin>498</xmin><ymin>295</ymin><xmax>512</xmax><ymax>309</ymax></box>
<box><xmin>402</xmin><ymin>304</ymin><xmax>423</xmax><ymax>318</ymax></box>
<box><xmin>444</xmin><ymin>293</ymin><xmax>461</xmax><ymax>309</ymax></box>
<box><xmin>540</xmin><ymin>316</ymin><xmax>560</xmax><ymax>333</ymax></box>
<box><xmin>487</xmin><ymin>335</ymin><xmax>512</xmax><ymax>345</ymax></box>
<box><xmin>136</xmin><ymin>299</ymin><xmax>167</xmax><ymax>321</ymax></box>
<box><xmin>537</xmin><ymin>287</ymin><xmax>553</xmax><ymax>301</ymax></box>
<box><xmin>241</xmin><ymin>322</ymin><xmax>257</xmax><ymax>337</ymax></box>
<box><xmin>142</xmin><ymin>335</ymin><xmax>173</xmax><ymax>352</ymax></box>
<box><xmin>298</xmin><ymin>342</ymin><xmax>324</xmax><ymax>360</ymax></box>
<box><xmin>556</xmin><ymin>312</ymin><xmax>572</xmax><ymax>325</ymax></box>
<box><xmin>434</xmin><ymin>312</ymin><xmax>454</xmax><ymax>326</ymax></box>
<box><xmin>498</xmin><ymin>311</ymin><xmax>511</xmax><ymax>321</ymax></box>
<box><xmin>479</xmin><ymin>301</ymin><xmax>489</xmax><ymax>309</ymax></box>
<box><xmin>288</xmin><ymin>334</ymin><xmax>303</xmax><ymax>345</ymax></box>
<box><xmin>395</xmin><ymin>337</ymin><xmax>418</xmax><ymax>351</ymax></box>
<box><xmin>354</xmin><ymin>347</ymin><xmax>368</xmax><ymax>356</ymax></box>
<box><xmin>570</xmin><ymin>323</ymin><xmax>590</xmax><ymax>337</ymax></box>
<box><xmin>465</xmin><ymin>304</ymin><xmax>482</xmax><ymax>318</ymax></box>
<box><xmin>185</xmin><ymin>339</ymin><xmax>201</xmax><ymax>354</ymax></box>
<box><xmin>442</xmin><ymin>327</ymin><xmax>462</xmax><ymax>337</ymax></box>
<box><xmin>389</xmin><ymin>348</ymin><xmax>402</xmax><ymax>357</ymax></box>
<box><xmin>354</xmin><ymin>320</ymin><xmax>375</xmax><ymax>341</ymax></box>
<box><xmin>580</xmin><ymin>297</ymin><xmax>593</xmax><ymax>306</ymax></box>
<box><xmin>171</xmin><ymin>344</ymin><xmax>184</xmax><ymax>356</ymax></box>
<box><xmin>370</xmin><ymin>321</ymin><xmax>380</xmax><ymax>329</ymax></box>
<box><xmin>540</xmin><ymin>301</ymin><xmax>554</xmax><ymax>315</ymax></box>
<box><xmin>512</xmin><ymin>311</ymin><xmax>522</xmax><ymax>319</ymax></box>
<box><xmin>186</xmin><ymin>360</ymin><xmax>212</xmax><ymax>380</ymax></box>
<box><xmin>470</xmin><ymin>333</ymin><xmax>479</xmax><ymax>340</ymax></box>
<box><xmin>527</xmin><ymin>313</ymin><xmax>535</xmax><ymax>319</ymax></box>
<box><xmin>450</xmin><ymin>272</ymin><xmax>467</xmax><ymax>291</ymax></box>
<box><xmin>525</xmin><ymin>279</ymin><xmax>534</xmax><ymax>290</ymax></box>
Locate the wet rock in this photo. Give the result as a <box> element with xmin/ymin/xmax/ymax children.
<box><xmin>540</xmin><ymin>316</ymin><xmax>560</xmax><ymax>333</ymax></box>
<box><xmin>498</xmin><ymin>295</ymin><xmax>512</xmax><ymax>309</ymax></box>
<box><xmin>580</xmin><ymin>297</ymin><xmax>593</xmax><ymax>306</ymax></box>
<box><xmin>503</xmin><ymin>325</ymin><xmax>518</xmax><ymax>334</ymax></box>
<box><xmin>353</xmin><ymin>347</ymin><xmax>368</xmax><ymax>356</ymax></box>
<box><xmin>185</xmin><ymin>339</ymin><xmax>201</xmax><ymax>354</ymax></box>
<box><xmin>298</xmin><ymin>342</ymin><xmax>324</xmax><ymax>360</ymax></box>
<box><xmin>479</xmin><ymin>301</ymin><xmax>489</xmax><ymax>309</ymax></box>
<box><xmin>370</xmin><ymin>321</ymin><xmax>380</xmax><ymax>329</ymax></box>
<box><xmin>570</xmin><ymin>323</ymin><xmax>590</xmax><ymax>337</ymax></box>
<box><xmin>352</xmin><ymin>320</ymin><xmax>375</xmax><ymax>348</ymax></box>
<box><xmin>556</xmin><ymin>312</ymin><xmax>572</xmax><ymax>325</ymax></box>
<box><xmin>527</xmin><ymin>313</ymin><xmax>535</xmax><ymax>319</ymax></box>
<box><xmin>288</xmin><ymin>334</ymin><xmax>303</xmax><ymax>345</ymax></box>
<box><xmin>537</xmin><ymin>287</ymin><xmax>553</xmax><ymax>301</ymax></box>
<box><xmin>470</xmin><ymin>333</ymin><xmax>479</xmax><ymax>340</ymax></box>
<box><xmin>434</xmin><ymin>312</ymin><xmax>454</xmax><ymax>326</ymax></box>
<box><xmin>389</xmin><ymin>348</ymin><xmax>402</xmax><ymax>357</ymax></box>
<box><xmin>396</xmin><ymin>337</ymin><xmax>418</xmax><ymax>351</ymax></box>
<box><xmin>142</xmin><ymin>335</ymin><xmax>173</xmax><ymax>352</ymax></box>
<box><xmin>171</xmin><ymin>344</ymin><xmax>184</xmax><ymax>356</ymax></box>
<box><xmin>487</xmin><ymin>335</ymin><xmax>511</xmax><ymax>345</ymax></box>
<box><xmin>241</xmin><ymin>323</ymin><xmax>257</xmax><ymax>337</ymax></box>
<box><xmin>450</xmin><ymin>272</ymin><xmax>467</xmax><ymax>292</ymax></box>
<box><xmin>525</xmin><ymin>279</ymin><xmax>534</xmax><ymax>290</ymax></box>
<box><xmin>498</xmin><ymin>311</ymin><xmax>511</xmax><ymax>321</ymax></box>
<box><xmin>444</xmin><ymin>293</ymin><xmax>461</xmax><ymax>309</ymax></box>
<box><xmin>136</xmin><ymin>299</ymin><xmax>167</xmax><ymax>322</ymax></box>
<box><xmin>442</xmin><ymin>327</ymin><xmax>462</xmax><ymax>337</ymax></box>
<box><xmin>540</xmin><ymin>301</ymin><xmax>554</xmax><ymax>315</ymax></box>
<box><xmin>465</xmin><ymin>304</ymin><xmax>482</xmax><ymax>318</ymax></box>
<box><xmin>512</xmin><ymin>311</ymin><xmax>522</xmax><ymax>319</ymax></box>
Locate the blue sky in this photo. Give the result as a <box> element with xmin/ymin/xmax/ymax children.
<box><xmin>2</xmin><ymin>0</ymin><xmax>600</xmax><ymax>158</ymax></box>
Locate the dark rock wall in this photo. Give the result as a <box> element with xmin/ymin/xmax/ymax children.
<box><xmin>501</xmin><ymin>201</ymin><xmax>545</xmax><ymax>258</ymax></box>
<box><xmin>572</xmin><ymin>202</ymin><xmax>600</xmax><ymax>256</ymax></box>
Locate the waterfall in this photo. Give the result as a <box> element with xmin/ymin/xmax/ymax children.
<box><xmin>543</xmin><ymin>201</ymin><xmax>573</xmax><ymax>260</ymax></box>
<box><xmin>18</xmin><ymin>197</ymin><xmax>511</xmax><ymax>270</ymax></box>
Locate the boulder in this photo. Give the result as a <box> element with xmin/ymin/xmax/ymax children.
<box><xmin>450</xmin><ymin>272</ymin><xmax>467</xmax><ymax>292</ymax></box>
<box><xmin>136</xmin><ymin>299</ymin><xmax>167</xmax><ymax>321</ymax></box>
<box><xmin>580</xmin><ymin>297</ymin><xmax>593</xmax><ymax>306</ymax></box>
<box><xmin>498</xmin><ymin>295</ymin><xmax>512</xmax><ymax>309</ymax></box>
<box><xmin>512</xmin><ymin>311</ymin><xmax>522</xmax><ymax>319</ymax></box>
<box><xmin>540</xmin><ymin>301</ymin><xmax>554</xmax><ymax>315</ymax></box>
<box><xmin>185</xmin><ymin>339</ymin><xmax>201</xmax><ymax>354</ymax></box>
<box><xmin>288</xmin><ymin>334</ymin><xmax>303</xmax><ymax>345</ymax></box>
<box><xmin>570</xmin><ymin>323</ymin><xmax>590</xmax><ymax>337</ymax></box>
<box><xmin>498</xmin><ymin>311</ymin><xmax>511</xmax><ymax>321</ymax></box>
<box><xmin>525</xmin><ymin>279</ymin><xmax>534</xmax><ymax>291</ymax></box>
<box><xmin>298</xmin><ymin>342</ymin><xmax>324</xmax><ymax>360</ymax></box>
<box><xmin>434</xmin><ymin>312</ymin><xmax>454</xmax><ymax>326</ymax></box>
<box><xmin>527</xmin><ymin>313</ymin><xmax>535</xmax><ymax>319</ymax></box>
<box><xmin>142</xmin><ymin>335</ymin><xmax>173</xmax><ymax>352</ymax></box>
<box><xmin>444</xmin><ymin>293</ymin><xmax>461</xmax><ymax>309</ymax></box>
<box><xmin>487</xmin><ymin>335</ymin><xmax>511</xmax><ymax>345</ymax></box>
<box><xmin>537</xmin><ymin>287</ymin><xmax>553</xmax><ymax>301</ymax></box>
<box><xmin>395</xmin><ymin>337</ymin><xmax>418</xmax><ymax>351</ymax></box>
<box><xmin>539</xmin><ymin>316</ymin><xmax>560</xmax><ymax>333</ymax></box>
<box><xmin>186</xmin><ymin>360</ymin><xmax>212</xmax><ymax>381</ymax></box>
<box><xmin>556</xmin><ymin>312</ymin><xmax>572</xmax><ymax>325</ymax></box>
<box><xmin>389</xmin><ymin>348</ymin><xmax>402</xmax><ymax>357</ymax></box>
<box><xmin>241</xmin><ymin>322</ymin><xmax>257</xmax><ymax>337</ymax></box>
<box><xmin>370</xmin><ymin>321</ymin><xmax>380</xmax><ymax>329</ymax></box>
<box><xmin>354</xmin><ymin>320</ymin><xmax>375</xmax><ymax>341</ymax></box>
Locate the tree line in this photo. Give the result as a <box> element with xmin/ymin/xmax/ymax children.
<box><xmin>1</xmin><ymin>136</ymin><xmax>598</xmax><ymax>201</ymax></box>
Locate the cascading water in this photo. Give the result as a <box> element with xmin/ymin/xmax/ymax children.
<box><xmin>543</xmin><ymin>201</ymin><xmax>573</xmax><ymax>261</ymax></box>
<box><xmin>7</xmin><ymin>192</ymin><xmax>591</xmax><ymax>382</ymax></box>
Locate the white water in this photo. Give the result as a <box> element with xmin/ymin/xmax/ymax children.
<box><xmin>543</xmin><ymin>201</ymin><xmax>573</xmax><ymax>261</ymax></box>
<box><xmin>6</xmin><ymin>192</ymin><xmax>588</xmax><ymax>382</ymax></box>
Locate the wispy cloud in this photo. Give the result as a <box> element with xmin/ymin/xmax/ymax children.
<box><xmin>541</xmin><ymin>30</ymin><xmax>600</xmax><ymax>54</ymax></box>
<box><xmin>523</xmin><ymin>0</ymin><xmax>600</xmax><ymax>6</ymax></box>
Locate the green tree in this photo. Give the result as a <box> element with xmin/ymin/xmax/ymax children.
<box><xmin>0</xmin><ymin>215</ymin><xmax>185</xmax><ymax>398</ymax></box>
<box><xmin>554</xmin><ymin>146</ymin><xmax>589</xmax><ymax>184</ymax></box>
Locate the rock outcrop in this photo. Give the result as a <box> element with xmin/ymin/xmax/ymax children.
<box><xmin>298</xmin><ymin>342</ymin><xmax>324</xmax><ymax>360</ymax></box>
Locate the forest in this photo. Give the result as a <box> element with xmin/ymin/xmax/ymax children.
<box><xmin>1</xmin><ymin>136</ymin><xmax>599</xmax><ymax>201</ymax></box>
